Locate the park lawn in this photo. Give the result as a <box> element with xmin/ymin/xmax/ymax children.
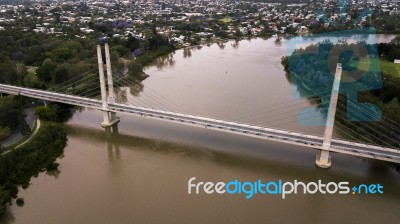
<box><xmin>356</xmin><ymin>58</ymin><xmax>400</xmax><ymax>77</ymax></box>
<box><xmin>379</xmin><ymin>59</ymin><xmax>400</xmax><ymax>77</ymax></box>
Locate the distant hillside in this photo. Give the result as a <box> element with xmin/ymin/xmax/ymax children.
<box><xmin>0</xmin><ymin>0</ymin><xmax>31</xmax><ymax>5</ymax></box>
<box><xmin>250</xmin><ymin>0</ymin><xmax>311</xmax><ymax>3</ymax></box>
<box><xmin>0</xmin><ymin>0</ymin><xmax>315</xmax><ymax>5</ymax></box>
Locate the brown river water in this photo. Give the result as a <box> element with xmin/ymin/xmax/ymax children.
<box><xmin>1</xmin><ymin>35</ymin><xmax>400</xmax><ymax>224</ymax></box>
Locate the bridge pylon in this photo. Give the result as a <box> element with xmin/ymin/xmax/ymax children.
<box><xmin>104</xmin><ymin>43</ymin><xmax>119</xmax><ymax>123</ymax></box>
<box><xmin>97</xmin><ymin>44</ymin><xmax>120</xmax><ymax>128</ymax></box>
<box><xmin>316</xmin><ymin>63</ymin><xmax>342</xmax><ymax>169</ymax></box>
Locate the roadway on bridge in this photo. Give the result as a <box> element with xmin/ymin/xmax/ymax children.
<box><xmin>1</xmin><ymin>83</ymin><xmax>400</xmax><ymax>164</ymax></box>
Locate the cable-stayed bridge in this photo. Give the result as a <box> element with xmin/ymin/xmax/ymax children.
<box><xmin>1</xmin><ymin>44</ymin><xmax>400</xmax><ymax>168</ymax></box>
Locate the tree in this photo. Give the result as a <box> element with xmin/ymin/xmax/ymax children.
<box><xmin>23</xmin><ymin>72</ymin><xmax>39</xmax><ymax>88</ymax></box>
<box><xmin>24</xmin><ymin>46</ymin><xmax>44</xmax><ymax>66</ymax></box>
<box><xmin>391</xmin><ymin>36</ymin><xmax>400</xmax><ymax>45</ymax></box>
<box><xmin>53</xmin><ymin>67</ymin><xmax>69</xmax><ymax>84</ymax></box>
<box><xmin>126</xmin><ymin>35</ymin><xmax>140</xmax><ymax>51</ymax></box>
<box><xmin>16</xmin><ymin>198</ymin><xmax>24</xmax><ymax>207</ymax></box>
<box><xmin>111</xmin><ymin>45</ymin><xmax>129</xmax><ymax>57</ymax></box>
<box><xmin>0</xmin><ymin>126</ymin><xmax>11</xmax><ymax>141</ymax></box>
<box><xmin>128</xmin><ymin>61</ymin><xmax>144</xmax><ymax>79</ymax></box>
<box><xmin>0</xmin><ymin>96</ymin><xmax>23</xmax><ymax>129</ymax></box>
<box><xmin>387</xmin><ymin>49</ymin><xmax>400</xmax><ymax>62</ymax></box>
<box><xmin>285</xmin><ymin>25</ymin><xmax>297</xmax><ymax>35</ymax></box>
<box><xmin>34</xmin><ymin>106</ymin><xmax>57</xmax><ymax>121</ymax></box>
<box><xmin>0</xmin><ymin>122</ymin><xmax>67</xmax><ymax>217</ymax></box>
<box><xmin>215</xmin><ymin>30</ymin><xmax>228</xmax><ymax>38</ymax></box>
<box><xmin>52</xmin><ymin>48</ymin><xmax>72</xmax><ymax>62</ymax></box>
<box><xmin>0</xmin><ymin>61</ymin><xmax>18</xmax><ymax>84</ymax></box>
<box><xmin>37</xmin><ymin>59</ymin><xmax>57</xmax><ymax>82</ymax></box>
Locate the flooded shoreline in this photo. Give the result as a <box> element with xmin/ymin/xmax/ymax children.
<box><xmin>2</xmin><ymin>36</ymin><xmax>400</xmax><ymax>224</ymax></box>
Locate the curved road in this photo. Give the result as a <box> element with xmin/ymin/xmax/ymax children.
<box><xmin>0</xmin><ymin>106</ymin><xmax>36</xmax><ymax>148</ymax></box>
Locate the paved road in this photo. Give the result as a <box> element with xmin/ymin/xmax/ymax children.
<box><xmin>15</xmin><ymin>119</ymin><xmax>41</xmax><ymax>149</ymax></box>
<box><xmin>0</xmin><ymin>106</ymin><xmax>36</xmax><ymax>148</ymax></box>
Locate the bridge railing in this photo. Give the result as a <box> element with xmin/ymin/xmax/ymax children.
<box><xmin>1</xmin><ymin>83</ymin><xmax>400</xmax><ymax>164</ymax></box>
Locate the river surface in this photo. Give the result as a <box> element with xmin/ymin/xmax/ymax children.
<box><xmin>1</xmin><ymin>35</ymin><xmax>400</xmax><ymax>224</ymax></box>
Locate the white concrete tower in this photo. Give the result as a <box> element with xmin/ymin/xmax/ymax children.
<box><xmin>97</xmin><ymin>45</ymin><xmax>108</xmax><ymax>110</ymax></box>
<box><xmin>104</xmin><ymin>43</ymin><xmax>115</xmax><ymax>103</ymax></box>
<box><xmin>97</xmin><ymin>45</ymin><xmax>120</xmax><ymax>128</ymax></box>
<box><xmin>104</xmin><ymin>43</ymin><xmax>119</xmax><ymax>122</ymax></box>
<box><xmin>316</xmin><ymin>63</ymin><xmax>343</xmax><ymax>168</ymax></box>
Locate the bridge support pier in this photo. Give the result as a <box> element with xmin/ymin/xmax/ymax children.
<box><xmin>101</xmin><ymin>111</ymin><xmax>120</xmax><ymax>128</ymax></box>
<box><xmin>316</xmin><ymin>150</ymin><xmax>331</xmax><ymax>169</ymax></box>
<box><xmin>315</xmin><ymin>63</ymin><xmax>342</xmax><ymax>169</ymax></box>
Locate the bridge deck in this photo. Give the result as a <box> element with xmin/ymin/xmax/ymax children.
<box><xmin>1</xmin><ymin>83</ymin><xmax>400</xmax><ymax>164</ymax></box>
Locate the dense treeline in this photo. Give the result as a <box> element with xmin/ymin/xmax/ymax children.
<box><xmin>281</xmin><ymin>37</ymin><xmax>400</xmax><ymax>149</ymax></box>
<box><xmin>0</xmin><ymin>96</ymin><xmax>29</xmax><ymax>142</ymax></box>
<box><xmin>0</xmin><ymin>29</ymin><xmax>98</xmax><ymax>88</ymax></box>
<box><xmin>0</xmin><ymin>11</ymin><xmax>175</xmax><ymax>218</ymax></box>
<box><xmin>373</xmin><ymin>14</ymin><xmax>400</xmax><ymax>34</ymax></box>
<box><xmin>124</xmin><ymin>29</ymin><xmax>176</xmax><ymax>80</ymax></box>
<box><xmin>378</xmin><ymin>37</ymin><xmax>400</xmax><ymax>62</ymax></box>
<box><xmin>0</xmin><ymin>122</ymin><xmax>67</xmax><ymax>216</ymax></box>
<box><xmin>0</xmin><ymin>27</ymin><xmax>173</xmax><ymax>139</ymax></box>
<box><xmin>0</xmin><ymin>28</ymin><xmax>173</xmax><ymax>89</ymax></box>
<box><xmin>34</xmin><ymin>103</ymin><xmax>74</xmax><ymax>123</ymax></box>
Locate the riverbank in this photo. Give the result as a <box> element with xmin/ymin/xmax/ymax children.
<box><xmin>280</xmin><ymin>40</ymin><xmax>400</xmax><ymax>149</ymax></box>
<box><xmin>0</xmin><ymin>38</ymin><xmax>179</xmax><ymax>219</ymax></box>
<box><xmin>0</xmin><ymin>121</ymin><xmax>67</xmax><ymax>217</ymax></box>
<box><xmin>2</xmin><ymin>36</ymin><xmax>400</xmax><ymax>224</ymax></box>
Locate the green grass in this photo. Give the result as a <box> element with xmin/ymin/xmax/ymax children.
<box><xmin>219</xmin><ymin>17</ymin><xmax>232</xmax><ymax>23</ymax></box>
<box><xmin>380</xmin><ymin>60</ymin><xmax>400</xmax><ymax>77</ymax></box>
<box><xmin>355</xmin><ymin>58</ymin><xmax>400</xmax><ymax>77</ymax></box>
